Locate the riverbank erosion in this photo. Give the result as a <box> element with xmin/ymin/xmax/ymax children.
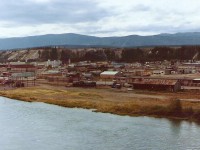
<box><xmin>1</xmin><ymin>85</ymin><xmax>200</xmax><ymax>122</ymax></box>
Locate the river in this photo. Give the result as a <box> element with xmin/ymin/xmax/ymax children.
<box><xmin>0</xmin><ymin>97</ymin><xmax>200</xmax><ymax>150</ymax></box>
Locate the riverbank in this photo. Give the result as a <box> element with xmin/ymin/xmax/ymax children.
<box><xmin>0</xmin><ymin>84</ymin><xmax>200</xmax><ymax>122</ymax></box>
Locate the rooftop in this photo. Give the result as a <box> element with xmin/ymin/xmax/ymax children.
<box><xmin>101</xmin><ymin>71</ymin><xmax>119</xmax><ymax>75</ymax></box>
<box><xmin>132</xmin><ymin>78</ymin><xmax>178</xmax><ymax>86</ymax></box>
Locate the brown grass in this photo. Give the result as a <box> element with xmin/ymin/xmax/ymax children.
<box><xmin>1</xmin><ymin>85</ymin><xmax>200</xmax><ymax>122</ymax></box>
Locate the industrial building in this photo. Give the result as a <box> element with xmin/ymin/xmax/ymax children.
<box><xmin>130</xmin><ymin>78</ymin><xmax>181</xmax><ymax>92</ymax></box>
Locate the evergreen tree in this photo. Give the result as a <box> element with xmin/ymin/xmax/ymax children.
<box><xmin>50</xmin><ymin>47</ymin><xmax>58</xmax><ymax>60</ymax></box>
<box><xmin>60</xmin><ymin>50</ymin><xmax>70</xmax><ymax>64</ymax></box>
<box><xmin>104</xmin><ymin>49</ymin><xmax>116</xmax><ymax>61</ymax></box>
<box><xmin>41</xmin><ymin>50</ymin><xmax>50</xmax><ymax>61</ymax></box>
<box><xmin>121</xmin><ymin>48</ymin><xmax>144</xmax><ymax>62</ymax></box>
<box><xmin>38</xmin><ymin>50</ymin><xmax>41</xmax><ymax>59</ymax></box>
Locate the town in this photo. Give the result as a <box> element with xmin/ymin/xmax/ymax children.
<box><xmin>0</xmin><ymin>46</ymin><xmax>199</xmax><ymax>92</ymax></box>
<box><xmin>2</xmin><ymin>1</ymin><xmax>200</xmax><ymax>149</ymax></box>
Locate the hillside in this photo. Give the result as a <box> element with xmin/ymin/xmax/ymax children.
<box><xmin>0</xmin><ymin>46</ymin><xmax>199</xmax><ymax>63</ymax></box>
<box><xmin>1</xmin><ymin>32</ymin><xmax>200</xmax><ymax>50</ymax></box>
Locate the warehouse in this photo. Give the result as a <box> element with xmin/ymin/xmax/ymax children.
<box><xmin>100</xmin><ymin>71</ymin><xmax>121</xmax><ymax>79</ymax></box>
<box><xmin>131</xmin><ymin>78</ymin><xmax>181</xmax><ymax>92</ymax></box>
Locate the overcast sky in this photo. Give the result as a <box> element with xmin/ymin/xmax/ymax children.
<box><xmin>0</xmin><ymin>0</ymin><xmax>200</xmax><ymax>37</ymax></box>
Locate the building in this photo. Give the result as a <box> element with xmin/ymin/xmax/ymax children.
<box><xmin>82</xmin><ymin>73</ymin><xmax>93</xmax><ymax>80</ymax></box>
<box><xmin>39</xmin><ymin>70</ymin><xmax>62</xmax><ymax>78</ymax></box>
<box><xmin>153</xmin><ymin>70</ymin><xmax>165</xmax><ymax>76</ymax></box>
<box><xmin>100</xmin><ymin>71</ymin><xmax>121</xmax><ymax>80</ymax></box>
<box><xmin>178</xmin><ymin>66</ymin><xmax>196</xmax><ymax>74</ymax></box>
<box><xmin>130</xmin><ymin>78</ymin><xmax>181</xmax><ymax>92</ymax></box>
<box><xmin>46</xmin><ymin>60</ymin><xmax>62</xmax><ymax>68</ymax></box>
<box><xmin>0</xmin><ymin>64</ymin><xmax>36</xmax><ymax>73</ymax></box>
<box><xmin>193</xmin><ymin>79</ymin><xmax>200</xmax><ymax>84</ymax></box>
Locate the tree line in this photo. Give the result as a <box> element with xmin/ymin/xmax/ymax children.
<box><xmin>39</xmin><ymin>46</ymin><xmax>200</xmax><ymax>63</ymax></box>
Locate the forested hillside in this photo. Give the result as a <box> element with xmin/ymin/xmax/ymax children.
<box><xmin>0</xmin><ymin>46</ymin><xmax>199</xmax><ymax>63</ymax></box>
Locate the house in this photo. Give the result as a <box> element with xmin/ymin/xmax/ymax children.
<box><xmin>0</xmin><ymin>64</ymin><xmax>36</xmax><ymax>72</ymax></box>
<box><xmin>178</xmin><ymin>66</ymin><xmax>196</xmax><ymax>74</ymax></box>
<box><xmin>46</xmin><ymin>60</ymin><xmax>62</xmax><ymax>68</ymax></box>
<box><xmin>90</xmin><ymin>70</ymin><xmax>102</xmax><ymax>77</ymax></box>
<box><xmin>33</xmin><ymin>62</ymin><xmax>46</xmax><ymax>69</ymax></box>
<box><xmin>153</xmin><ymin>70</ymin><xmax>165</xmax><ymax>76</ymax></box>
<box><xmin>111</xmin><ymin>62</ymin><xmax>126</xmax><ymax>69</ymax></box>
<box><xmin>0</xmin><ymin>77</ymin><xmax>9</xmax><ymax>84</ymax></box>
<box><xmin>135</xmin><ymin>70</ymin><xmax>145</xmax><ymax>76</ymax></box>
<box><xmin>135</xmin><ymin>69</ymin><xmax>151</xmax><ymax>76</ymax></box>
<box><xmin>123</xmin><ymin>70</ymin><xmax>135</xmax><ymax>77</ymax></box>
<box><xmin>66</xmin><ymin>72</ymin><xmax>81</xmax><ymax>82</ymax></box>
<box><xmin>165</xmin><ymin>69</ymin><xmax>173</xmax><ymax>75</ymax></box>
<box><xmin>1</xmin><ymin>72</ymin><xmax>11</xmax><ymax>77</ymax></box>
<box><xmin>82</xmin><ymin>73</ymin><xmax>94</xmax><ymax>80</ymax></box>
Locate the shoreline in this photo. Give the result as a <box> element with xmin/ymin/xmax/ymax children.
<box><xmin>0</xmin><ymin>85</ymin><xmax>200</xmax><ymax>123</ymax></box>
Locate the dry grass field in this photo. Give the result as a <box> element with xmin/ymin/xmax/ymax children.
<box><xmin>0</xmin><ymin>84</ymin><xmax>200</xmax><ymax>121</ymax></box>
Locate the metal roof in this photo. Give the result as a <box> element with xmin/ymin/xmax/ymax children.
<box><xmin>132</xmin><ymin>78</ymin><xmax>178</xmax><ymax>86</ymax></box>
<box><xmin>11</xmin><ymin>72</ymin><xmax>35</xmax><ymax>77</ymax></box>
<box><xmin>100</xmin><ymin>71</ymin><xmax>119</xmax><ymax>76</ymax></box>
<box><xmin>41</xmin><ymin>70</ymin><xmax>61</xmax><ymax>75</ymax></box>
<box><xmin>193</xmin><ymin>78</ymin><xmax>200</xmax><ymax>81</ymax></box>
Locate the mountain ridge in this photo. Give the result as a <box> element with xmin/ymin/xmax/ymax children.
<box><xmin>1</xmin><ymin>32</ymin><xmax>200</xmax><ymax>50</ymax></box>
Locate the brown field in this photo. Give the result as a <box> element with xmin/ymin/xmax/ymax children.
<box><xmin>1</xmin><ymin>84</ymin><xmax>200</xmax><ymax>121</ymax></box>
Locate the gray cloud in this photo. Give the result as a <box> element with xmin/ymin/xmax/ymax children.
<box><xmin>0</xmin><ymin>0</ymin><xmax>200</xmax><ymax>37</ymax></box>
<box><xmin>0</xmin><ymin>0</ymin><xmax>109</xmax><ymax>25</ymax></box>
<box><xmin>132</xmin><ymin>4</ymin><xmax>151</xmax><ymax>12</ymax></box>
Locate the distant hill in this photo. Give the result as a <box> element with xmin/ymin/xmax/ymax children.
<box><xmin>1</xmin><ymin>32</ymin><xmax>200</xmax><ymax>50</ymax></box>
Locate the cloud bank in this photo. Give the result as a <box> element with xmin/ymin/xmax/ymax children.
<box><xmin>0</xmin><ymin>0</ymin><xmax>200</xmax><ymax>37</ymax></box>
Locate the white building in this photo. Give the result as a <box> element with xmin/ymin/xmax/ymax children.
<box><xmin>100</xmin><ymin>71</ymin><xmax>121</xmax><ymax>79</ymax></box>
<box><xmin>46</xmin><ymin>60</ymin><xmax>62</xmax><ymax>68</ymax></box>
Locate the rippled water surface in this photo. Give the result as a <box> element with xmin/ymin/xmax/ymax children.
<box><xmin>0</xmin><ymin>97</ymin><xmax>200</xmax><ymax>150</ymax></box>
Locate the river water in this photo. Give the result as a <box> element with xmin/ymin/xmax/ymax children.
<box><xmin>0</xmin><ymin>97</ymin><xmax>200</xmax><ymax>150</ymax></box>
